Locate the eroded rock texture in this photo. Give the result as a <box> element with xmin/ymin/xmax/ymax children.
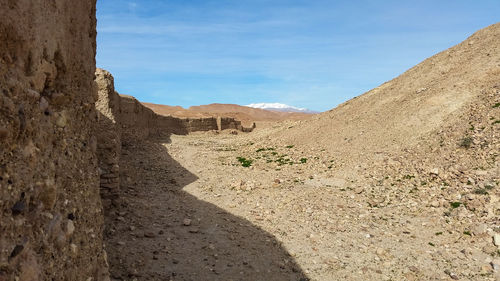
<box><xmin>0</xmin><ymin>1</ymin><xmax>109</xmax><ymax>280</ymax></box>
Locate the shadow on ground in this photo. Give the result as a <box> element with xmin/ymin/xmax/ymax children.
<box><xmin>104</xmin><ymin>134</ymin><xmax>308</xmax><ymax>281</ymax></box>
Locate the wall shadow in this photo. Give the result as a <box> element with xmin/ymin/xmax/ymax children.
<box><xmin>103</xmin><ymin>133</ymin><xmax>308</xmax><ymax>281</ymax></box>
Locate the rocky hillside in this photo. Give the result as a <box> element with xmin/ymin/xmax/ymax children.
<box><xmin>260</xmin><ymin>23</ymin><xmax>499</xmax><ymax>175</ymax></box>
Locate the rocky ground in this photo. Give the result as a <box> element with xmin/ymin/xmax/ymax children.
<box><xmin>104</xmin><ymin>127</ymin><xmax>499</xmax><ymax>281</ymax></box>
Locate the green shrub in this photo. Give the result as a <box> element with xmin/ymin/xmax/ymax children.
<box><xmin>459</xmin><ymin>136</ymin><xmax>473</xmax><ymax>148</ymax></box>
<box><xmin>236</xmin><ymin>157</ymin><xmax>253</xmax><ymax>167</ymax></box>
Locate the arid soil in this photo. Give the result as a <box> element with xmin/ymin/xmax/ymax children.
<box><xmin>106</xmin><ymin>125</ymin><xmax>498</xmax><ymax>281</ymax></box>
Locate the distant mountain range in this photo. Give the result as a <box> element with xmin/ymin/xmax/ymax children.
<box><xmin>245</xmin><ymin>103</ymin><xmax>319</xmax><ymax>114</ymax></box>
<box><xmin>142</xmin><ymin>102</ymin><xmax>316</xmax><ymax>126</ymax></box>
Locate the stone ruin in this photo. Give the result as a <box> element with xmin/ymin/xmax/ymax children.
<box><xmin>0</xmin><ymin>2</ymin><xmax>254</xmax><ymax>279</ymax></box>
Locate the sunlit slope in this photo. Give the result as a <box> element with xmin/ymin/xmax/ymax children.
<box><xmin>273</xmin><ymin>23</ymin><xmax>499</xmax><ymax>156</ymax></box>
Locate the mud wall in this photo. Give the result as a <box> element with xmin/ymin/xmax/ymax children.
<box><xmin>0</xmin><ymin>1</ymin><xmax>109</xmax><ymax>281</ymax></box>
<box><xmin>220</xmin><ymin>117</ymin><xmax>241</xmax><ymax>130</ymax></box>
<box><xmin>96</xmin><ymin>73</ymin><xmax>251</xmax><ymax>141</ymax></box>
<box><xmin>95</xmin><ymin>69</ymin><xmax>121</xmax><ymax>208</ymax></box>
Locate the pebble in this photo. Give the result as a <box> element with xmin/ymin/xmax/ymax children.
<box><xmin>472</xmin><ymin>223</ymin><xmax>487</xmax><ymax>235</ymax></box>
<box><xmin>0</xmin><ymin>126</ymin><xmax>8</xmax><ymax>139</ymax></box>
<box><xmin>189</xmin><ymin>227</ymin><xmax>199</xmax><ymax>233</ymax></box>
<box><xmin>39</xmin><ymin>97</ymin><xmax>49</xmax><ymax>111</ymax></box>
<box><xmin>444</xmin><ymin>269</ymin><xmax>459</xmax><ymax>280</ymax></box>
<box><xmin>70</xmin><ymin>243</ymin><xmax>78</xmax><ymax>254</ymax></box>
<box><xmin>11</xmin><ymin>201</ymin><xmax>25</xmax><ymax>216</ymax></box>
<box><xmin>66</xmin><ymin>220</ymin><xmax>75</xmax><ymax>236</ymax></box>
<box><xmin>492</xmin><ymin>259</ymin><xmax>500</xmax><ymax>271</ymax></box>
<box><xmin>144</xmin><ymin>231</ymin><xmax>156</xmax><ymax>238</ymax></box>
<box><xmin>408</xmin><ymin>266</ymin><xmax>418</xmax><ymax>272</ymax></box>
<box><xmin>183</xmin><ymin>218</ymin><xmax>192</xmax><ymax>226</ymax></box>
<box><xmin>55</xmin><ymin>113</ymin><xmax>67</xmax><ymax>128</ymax></box>
<box><xmin>493</xmin><ymin>233</ymin><xmax>500</xmax><ymax>247</ymax></box>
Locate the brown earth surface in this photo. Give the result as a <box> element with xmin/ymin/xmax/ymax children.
<box><xmin>143</xmin><ymin>102</ymin><xmax>315</xmax><ymax>128</ymax></box>
<box><xmin>104</xmin><ymin>23</ymin><xmax>499</xmax><ymax>281</ymax></box>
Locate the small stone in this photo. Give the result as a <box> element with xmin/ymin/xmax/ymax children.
<box><xmin>408</xmin><ymin>266</ymin><xmax>418</xmax><ymax>272</ymax></box>
<box><xmin>188</xmin><ymin>227</ymin><xmax>199</xmax><ymax>233</ymax></box>
<box><xmin>183</xmin><ymin>218</ymin><xmax>192</xmax><ymax>226</ymax></box>
<box><xmin>117</xmin><ymin>241</ymin><xmax>125</xmax><ymax>246</ymax></box>
<box><xmin>472</xmin><ymin>224</ymin><xmax>487</xmax><ymax>235</ymax></box>
<box><xmin>0</xmin><ymin>127</ymin><xmax>8</xmax><ymax>139</ymax></box>
<box><xmin>8</xmin><ymin>245</ymin><xmax>24</xmax><ymax>261</ymax></box>
<box><xmin>39</xmin><ymin>97</ymin><xmax>49</xmax><ymax>111</ymax></box>
<box><xmin>144</xmin><ymin>231</ymin><xmax>156</xmax><ymax>238</ymax></box>
<box><xmin>375</xmin><ymin>248</ymin><xmax>386</xmax><ymax>257</ymax></box>
<box><xmin>475</xmin><ymin>170</ymin><xmax>488</xmax><ymax>176</ymax></box>
<box><xmin>430</xmin><ymin>201</ymin><xmax>440</xmax><ymax>208</ymax></box>
<box><xmin>415</xmin><ymin>87</ymin><xmax>427</xmax><ymax>94</ymax></box>
<box><xmin>274</xmin><ymin>179</ymin><xmax>281</xmax><ymax>184</ymax></box>
<box><xmin>26</xmin><ymin>89</ymin><xmax>40</xmax><ymax>99</ymax></box>
<box><xmin>444</xmin><ymin>269</ymin><xmax>459</xmax><ymax>280</ymax></box>
<box><xmin>70</xmin><ymin>243</ymin><xmax>78</xmax><ymax>254</ymax></box>
<box><xmin>11</xmin><ymin>201</ymin><xmax>25</xmax><ymax>216</ymax></box>
<box><xmin>430</xmin><ymin>168</ymin><xmax>439</xmax><ymax>175</ymax></box>
<box><xmin>493</xmin><ymin>233</ymin><xmax>500</xmax><ymax>246</ymax></box>
<box><xmin>55</xmin><ymin>112</ymin><xmax>67</xmax><ymax>128</ymax></box>
<box><xmin>481</xmin><ymin>264</ymin><xmax>492</xmax><ymax>274</ymax></box>
<box><xmin>65</xmin><ymin>220</ymin><xmax>75</xmax><ymax>236</ymax></box>
<box><xmin>491</xmin><ymin>259</ymin><xmax>500</xmax><ymax>271</ymax></box>
<box><xmin>129</xmin><ymin>226</ymin><xmax>136</xmax><ymax>231</ymax></box>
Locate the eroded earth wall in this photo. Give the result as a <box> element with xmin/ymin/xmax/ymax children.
<box><xmin>95</xmin><ymin>69</ymin><xmax>122</xmax><ymax>208</ymax></box>
<box><xmin>0</xmin><ymin>1</ymin><xmax>109</xmax><ymax>280</ymax></box>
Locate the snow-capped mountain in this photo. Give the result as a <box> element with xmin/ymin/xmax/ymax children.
<box><xmin>245</xmin><ymin>103</ymin><xmax>318</xmax><ymax>114</ymax></box>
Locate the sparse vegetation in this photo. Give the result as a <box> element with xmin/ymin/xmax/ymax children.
<box><xmin>473</xmin><ymin>188</ymin><xmax>488</xmax><ymax>195</ymax></box>
<box><xmin>493</xmin><ymin>102</ymin><xmax>500</xmax><ymax>108</ymax></box>
<box><xmin>285</xmin><ymin>145</ymin><xmax>295</xmax><ymax>149</ymax></box>
<box><xmin>300</xmin><ymin>158</ymin><xmax>308</xmax><ymax>163</ymax></box>
<box><xmin>236</xmin><ymin>157</ymin><xmax>253</xmax><ymax>167</ymax></box>
<box><xmin>459</xmin><ymin>136</ymin><xmax>473</xmax><ymax>148</ymax></box>
<box><xmin>450</xmin><ymin>202</ymin><xmax>462</xmax><ymax>208</ymax></box>
<box><xmin>256</xmin><ymin>147</ymin><xmax>275</xmax><ymax>153</ymax></box>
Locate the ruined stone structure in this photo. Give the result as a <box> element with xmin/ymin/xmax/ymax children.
<box><xmin>0</xmin><ymin>1</ymin><xmax>109</xmax><ymax>280</ymax></box>
<box><xmin>0</xmin><ymin>1</ymin><xmax>255</xmax><ymax>278</ymax></box>
<box><xmin>94</xmin><ymin>69</ymin><xmax>254</xmax><ymax>209</ymax></box>
<box><xmin>95</xmin><ymin>69</ymin><xmax>122</xmax><ymax>209</ymax></box>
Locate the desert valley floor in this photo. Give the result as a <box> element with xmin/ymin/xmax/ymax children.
<box><xmin>104</xmin><ymin>129</ymin><xmax>499</xmax><ymax>281</ymax></box>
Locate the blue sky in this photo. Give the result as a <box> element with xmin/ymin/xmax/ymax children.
<box><xmin>96</xmin><ymin>0</ymin><xmax>499</xmax><ymax>112</ymax></box>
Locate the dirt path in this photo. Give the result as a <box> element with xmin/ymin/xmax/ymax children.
<box><xmin>104</xmin><ymin>132</ymin><xmax>498</xmax><ymax>281</ymax></box>
<box><xmin>104</xmin><ymin>136</ymin><xmax>307</xmax><ymax>281</ymax></box>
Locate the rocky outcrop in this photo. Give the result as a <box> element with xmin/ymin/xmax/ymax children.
<box><xmin>0</xmin><ymin>1</ymin><xmax>109</xmax><ymax>281</ymax></box>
